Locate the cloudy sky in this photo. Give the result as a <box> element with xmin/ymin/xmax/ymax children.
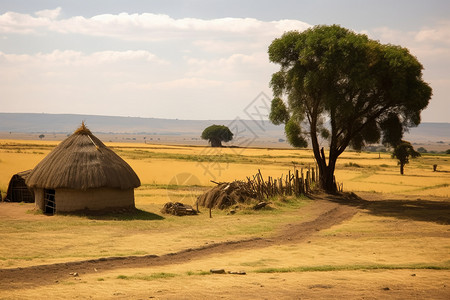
<box><xmin>1</xmin><ymin>0</ymin><xmax>449</xmax><ymax>122</ymax></box>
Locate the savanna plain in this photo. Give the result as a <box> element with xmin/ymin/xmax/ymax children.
<box><xmin>0</xmin><ymin>139</ymin><xmax>449</xmax><ymax>299</ymax></box>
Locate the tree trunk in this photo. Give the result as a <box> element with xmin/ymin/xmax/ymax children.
<box><xmin>400</xmin><ymin>163</ymin><xmax>404</xmax><ymax>175</ymax></box>
<box><xmin>318</xmin><ymin>160</ymin><xmax>337</xmax><ymax>193</ymax></box>
<box><xmin>310</xmin><ymin>117</ymin><xmax>338</xmax><ymax>194</ymax></box>
<box><xmin>210</xmin><ymin>138</ymin><xmax>222</xmax><ymax>147</ymax></box>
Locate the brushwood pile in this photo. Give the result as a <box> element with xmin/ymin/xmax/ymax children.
<box><xmin>196</xmin><ymin>181</ymin><xmax>258</xmax><ymax>209</ymax></box>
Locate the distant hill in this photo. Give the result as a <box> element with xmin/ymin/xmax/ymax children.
<box><xmin>0</xmin><ymin>113</ymin><xmax>448</xmax><ymax>148</ymax></box>
<box><xmin>403</xmin><ymin>123</ymin><xmax>450</xmax><ymax>142</ymax></box>
<box><xmin>0</xmin><ymin>112</ymin><xmax>288</xmax><ymax>147</ymax></box>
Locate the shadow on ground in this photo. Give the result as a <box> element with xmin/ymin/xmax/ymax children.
<box><xmin>322</xmin><ymin>193</ymin><xmax>450</xmax><ymax>225</ymax></box>
<box><xmin>62</xmin><ymin>208</ymin><xmax>165</xmax><ymax>221</ymax></box>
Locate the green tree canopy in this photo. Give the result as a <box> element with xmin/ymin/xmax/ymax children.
<box><xmin>392</xmin><ymin>140</ymin><xmax>421</xmax><ymax>175</ymax></box>
<box><xmin>268</xmin><ymin>25</ymin><xmax>432</xmax><ymax>192</ymax></box>
<box><xmin>417</xmin><ymin>147</ymin><xmax>427</xmax><ymax>153</ymax></box>
<box><xmin>201</xmin><ymin>124</ymin><xmax>233</xmax><ymax>147</ymax></box>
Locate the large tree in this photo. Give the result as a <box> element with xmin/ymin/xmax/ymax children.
<box><xmin>268</xmin><ymin>25</ymin><xmax>432</xmax><ymax>193</ymax></box>
<box><xmin>201</xmin><ymin>124</ymin><xmax>233</xmax><ymax>147</ymax></box>
<box><xmin>392</xmin><ymin>140</ymin><xmax>420</xmax><ymax>175</ymax></box>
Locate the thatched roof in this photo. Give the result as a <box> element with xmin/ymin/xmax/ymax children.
<box><xmin>26</xmin><ymin>124</ymin><xmax>140</xmax><ymax>190</ymax></box>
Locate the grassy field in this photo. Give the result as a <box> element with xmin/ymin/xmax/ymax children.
<box><xmin>1</xmin><ymin>139</ymin><xmax>449</xmax><ymax>197</ymax></box>
<box><xmin>0</xmin><ymin>139</ymin><xmax>449</xmax><ymax>299</ymax></box>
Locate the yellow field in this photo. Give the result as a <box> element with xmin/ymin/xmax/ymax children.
<box><xmin>0</xmin><ymin>139</ymin><xmax>449</xmax><ymax>299</ymax></box>
<box><xmin>1</xmin><ymin>139</ymin><xmax>449</xmax><ymax>198</ymax></box>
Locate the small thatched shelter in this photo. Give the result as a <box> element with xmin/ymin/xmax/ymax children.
<box><xmin>197</xmin><ymin>181</ymin><xmax>257</xmax><ymax>209</ymax></box>
<box><xmin>5</xmin><ymin>170</ymin><xmax>34</xmax><ymax>203</ymax></box>
<box><xmin>26</xmin><ymin>123</ymin><xmax>140</xmax><ymax>214</ymax></box>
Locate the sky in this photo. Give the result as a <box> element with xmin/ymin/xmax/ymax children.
<box><xmin>0</xmin><ymin>0</ymin><xmax>449</xmax><ymax>122</ymax></box>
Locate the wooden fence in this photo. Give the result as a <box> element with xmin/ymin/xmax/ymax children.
<box><xmin>246</xmin><ymin>167</ymin><xmax>319</xmax><ymax>200</ymax></box>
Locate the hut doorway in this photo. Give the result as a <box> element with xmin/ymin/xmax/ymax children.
<box><xmin>5</xmin><ymin>170</ymin><xmax>34</xmax><ymax>203</ymax></box>
<box><xmin>44</xmin><ymin>189</ymin><xmax>56</xmax><ymax>215</ymax></box>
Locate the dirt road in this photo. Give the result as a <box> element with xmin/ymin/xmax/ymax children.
<box><xmin>0</xmin><ymin>198</ymin><xmax>357</xmax><ymax>290</ymax></box>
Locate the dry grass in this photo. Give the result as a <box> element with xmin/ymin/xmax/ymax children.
<box><xmin>2</xmin><ymin>139</ymin><xmax>448</xmax><ymax>197</ymax></box>
<box><xmin>0</xmin><ymin>139</ymin><xmax>449</xmax><ymax>298</ymax></box>
<box><xmin>1</xmin><ymin>207</ymin><xmax>448</xmax><ymax>299</ymax></box>
<box><xmin>0</xmin><ymin>194</ymin><xmax>310</xmax><ymax>269</ymax></box>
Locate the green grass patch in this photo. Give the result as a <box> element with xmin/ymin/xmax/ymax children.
<box><xmin>254</xmin><ymin>263</ymin><xmax>450</xmax><ymax>274</ymax></box>
<box><xmin>117</xmin><ymin>272</ymin><xmax>177</xmax><ymax>281</ymax></box>
<box><xmin>186</xmin><ymin>270</ymin><xmax>211</xmax><ymax>276</ymax></box>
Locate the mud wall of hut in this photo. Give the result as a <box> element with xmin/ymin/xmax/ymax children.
<box><xmin>34</xmin><ymin>188</ymin><xmax>45</xmax><ymax>211</ymax></box>
<box><xmin>55</xmin><ymin>188</ymin><xmax>135</xmax><ymax>212</ymax></box>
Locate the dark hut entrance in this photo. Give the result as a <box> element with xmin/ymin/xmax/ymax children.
<box><xmin>44</xmin><ymin>189</ymin><xmax>56</xmax><ymax>215</ymax></box>
<box><xmin>5</xmin><ymin>170</ymin><xmax>34</xmax><ymax>203</ymax></box>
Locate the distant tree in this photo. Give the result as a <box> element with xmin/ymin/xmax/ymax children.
<box><xmin>38</xmin><ymin>134</ymin><xmax>45</xmax><ymax>140</ymax></box>
<box><xmin>268</xmin><ymin>25</ymin><xmax>432</xmax><ymax>192</ymax></box>
<box><xmin>417</xmin><ymin>147</ymin><xmax>427</xmax><ymax>153</ymax></box>
<box><xmin>446</xmin><ymin>149</ymin><xmax>450</xmax><ymax>155</ymax></box>
<box><xmin>201</xmin><ymin>125</ymin><xmax>233</xmax><ymax>147</ymax></box>
<box><xmin>392</xmin><ymin>140</ymin><xmax>421</xmax><ymax>175</ymax></box>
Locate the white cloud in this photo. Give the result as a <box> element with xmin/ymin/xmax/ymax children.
<box><xmin>272</xmin><ymin>19</ymin><xmax>310</xmax><ymax>33</ymax></box>
<box><xmin>0</xmin><ymin>50</ymin><xmax>166</xmax><ymax>66</ymax></box>
<box><xmin>0</xmin><ymin>11</ymin><xmax>50</xmax><ymax>34</ymax></box>
<box><xmin>0</xmin><ymin>9</ymin><xmax>311</xmax><ymax>41</ymax></box>
<box><xmin>193</xmin><ymin>39</ymin><xmax>261</xmax><ymax>54</ymax></box>
<box><xmin>185</xmin><ymin>52</ymin><xmax>273</xmax><ymax>78</ymax></box>
<box><xmin>149</xmin><ymin>77</ymin><xmax>225</xmax><ymax>90</ymax></box>
<box><xmin>414</xmin><ymin>20</ymin><xmax>450</xmax><ymax>45</ymax></box>
<box><xmin>0</xmin><ymin>7</ymin><xmax>448</xmax><ymax>121</ymax></box>
<box><xmin>35</xmin><ymin>7</ymin><xmax>61</xmax><ymax>20</ymax></box>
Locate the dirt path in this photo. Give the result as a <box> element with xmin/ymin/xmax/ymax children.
<box><xmin>0</xmin><ymin>199</ymin><xmax>357</xmax><ymax>290</ymax></box>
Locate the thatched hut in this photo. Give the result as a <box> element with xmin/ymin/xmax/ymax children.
<box><xmin>5</xmin><ymin>170</ymin><xmax>34</xmax><ymax>203</ymax></box>
<box><xmin>26</xmin><ymin>124</ymin><xmax>140</xmax><ymax>214</ymax></box>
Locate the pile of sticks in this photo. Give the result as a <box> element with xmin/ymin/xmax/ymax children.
<box><xmin>161</xmin><ymin>202</ymin><xmax>197</xmax><ymax>216</ymax></box>
<box><xmin>246</xmin><ymin>167</ymin><xmax>319</xmax><ymax>200</ymax></box>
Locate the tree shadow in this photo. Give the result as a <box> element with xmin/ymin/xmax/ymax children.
<box><xmin>324</xmin><ymin>193</ymin><xmax>450</xmax><ymax>225</ymax></box>
<box><xmin>61</xmin><ymin>208</ymin><xmax>165</xmax><ymax>221</ymax></box>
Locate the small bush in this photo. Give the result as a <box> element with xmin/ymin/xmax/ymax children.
<box><xmin>344</xmin><ymin>162</ymin><xmax>361</xmax><ymax>168</ymax></box>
